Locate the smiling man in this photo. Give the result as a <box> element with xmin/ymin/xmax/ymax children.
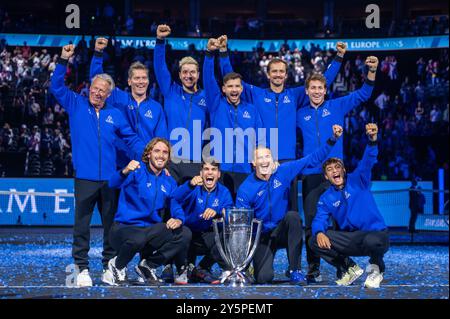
<box><xmin>297</xmin><ymin>55</ymin><xmax>379</xmax><ymax>283</ymax></box>
<box><xmin>310</xmin><ymin>124</ymin><xmax>389</xmax><ymax>289</ymax></box>
<box><xmin>106</xmin><ymin>138</ymin><xmax>191</xmax><ymax>286</ymax></box>
<box><xmin>236</xmin><ymin>125</ymin><xmax>343</xmax><ymax>285</ymax></box>
<box><xmin>171</xmin><ymin>157</ymin><xmax>234</xmax><ymax>284</ymax></box>
<box><xmin>51</xmin><ymin>44</ymin><xmax>146</xmax><ymax>287</ymax></box>
<box><xmin>90</xmin><ymin>37</ymin><xmax>168</xmax><ymax>168</ymax></box>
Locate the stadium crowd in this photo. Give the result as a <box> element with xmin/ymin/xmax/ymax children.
<box><xmin>0</xmin><ymin>35</ymin><xmax>448</xmax><ymax>180</ymax></box>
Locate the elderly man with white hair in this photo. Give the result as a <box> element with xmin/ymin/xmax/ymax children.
<box><xmin>51</xmin><ymin>44</ymin><xmax>146</xmax><ymax>287</ymax></box>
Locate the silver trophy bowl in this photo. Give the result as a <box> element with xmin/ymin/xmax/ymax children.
<box><xmin>213</xmin><ymin>208</ymin><xmax>262</xmax><ymax>286</ymax></box>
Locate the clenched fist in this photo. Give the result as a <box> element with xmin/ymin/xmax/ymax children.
<box><xmin>207</xmin><ymin>38</ymin><xmax>220</xmax><ymax>52</ymax></box>
<box><xmin>157</xmin><ymin>24</ymin><xmax>171</xmax><ymax>39</ymax></box>
<box><xmin>95</xmin><ymin>37</ymin><xmax>108</xmax><ymax>52</ymax></box>
<box><xmin>122</xmin><ymin>160</ymin><xmax>140</xmax><ymax>175</ymax></box>
<box><xmin>61</xmin><ymin>44</ymin><xmax>75</xmax><ymax>60</ymax></box>
<box><xmin>218</xmin><ymin>35</ymin><xmax>228</xmax><ymax>52</ymax></box>
<box><xmin>190</xmin><ymin>175</ymin><xmax>203</xmax><ymax>187</ymax></box>
<box><xmin>365</xmin><ymin>56</ymin><xmax>379</xmax><ymax>72</ymax></box>
<box><xmin>336</xmin><ymin>42</ymin><xmax>347</xmax><ymax>57</ymax></box>
<box><xmin>365</xmin><ymin>123</ymin><xmax>378</xmax><ymax>141</ymax></box>
<box><xmin>332</xmin><ymin>124</ymin><xmax>343</xmax><ymax>139</ymax></box>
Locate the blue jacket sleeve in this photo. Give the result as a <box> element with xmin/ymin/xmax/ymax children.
<box><xmin>203</xmin><ymin>52</ymin><xmax>221</xmax><ymax>114</ymax></box>
<box><xmin>172</xmin><ymin>181</ymin><xmax>195</xmax><ymax>202</ymax></box>
<box><xmin>280</xmin><ymin>138</ymin><xmax>336</xmax><ymax>180</ymax></box>
<box><xmin>114</xmin><ymin>112</ymin><xmax>145</xmax><ymax>160</ymax></box>
<box><xmin>312</xmin><ymin>197</ymin><xmax>331</xmax><ymax>236</ymax></box>
<box><xmin>170</xmin><ymin>197</ymin><xmax>186</xmax><ymax>223</ymax></box>
<box><xmin>350</xmin><ymin>142</ymin><xmax>378</xmax><ymax>189</ymax></box>
<box><xmin>236</xmin><ymin>189</ymin><xmax>252</xmax><ymax>209</ymax></box>
<box><xmin>154</xmin><ymin>39</ymin><xmax>174</xmax><ymax>97</ymax></box>
<box><xmin>89</xmin><ymin>52</ymin><xmax>104</xmax><ymax>81</ymax></box>
<box><xmin>334</xmin><ymin>80</ymin><xmax>374</xmax><ymax>115</ymax></box>
<box><xmin>154</xmin><ymin>103</ymin><xmax>169</xmax><ymax>139</ymax></box>
<box><xmin>219</xmin><ymin>51</ymin><xmax>254</xmax><ymax>103</ymax></box>
<box><xmin>324</xmin><ymin>57</ymin><xmax>343</xmax><ymax>88</ymax></box>
<box><xmin>50</xmin><ymin>61</ymin><xmax>79</xmax><ymax>115</ymax></box>
<box><xmin>108</xmin><ymin>169</ymin><xmax>135</xmax><ymax>189</ymax></box>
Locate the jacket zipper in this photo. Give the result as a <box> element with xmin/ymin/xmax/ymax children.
<box><xmin>267</xmin><ymin>180</ymin><xmax>273</xmax><ymax>223</ymax></box>
<box><xmin>232</xmin><ymin>107</ymin><xmax>238</xmax><ymax>172</ymax></box>
<box><xmin>186</xmin><ymin>94</ymin><xmax>193</xmax><ymax>130</ymax></box>
<box><xmin>275</xmin><ymin>95</ymin><xmax>279</xmax><ymax>129</ymax></box>
<box><xmin>315</xmin><ymin>108</ymin><xmax>321</xmax><ymax>146</ymax></box>
<box><xmin>97</xmin><ymin>111</ymin><xmax>101</xmax><ymax>180</ymax></box>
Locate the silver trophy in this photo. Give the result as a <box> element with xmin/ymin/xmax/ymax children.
<box><xmin>213</xmin><ymin>208</ymin><xmax>262</xmax><ymax>286</ymax></box>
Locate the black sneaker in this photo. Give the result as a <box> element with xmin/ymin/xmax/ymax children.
<box><xmin>135</xmin><ymin>259</ymin><xmax>164</xmax><ymax>285</ymax></box>
<box><xmin>191</xmin><ymin>267</ymin><xmax>220</xmax><ymax>284</ymax></box>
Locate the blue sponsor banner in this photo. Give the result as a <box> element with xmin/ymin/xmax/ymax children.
<box><xmin>0</xmin><ymin>178</ymin><xmax>102</xmax><ymax>226</ymax></box>
<box><xmin>0</xmin><ymin>33</ymin><xmax>448</xmax><ymax>52</ymax></box>
<box><xmin>415</xmin><ymin>214</ymin><xmax>449</xmax><ymax>231</ymax></box>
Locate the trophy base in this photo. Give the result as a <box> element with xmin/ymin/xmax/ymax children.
<box><xmin>221</xmin><ymin>271</ymin><xmax>254</xmax><ymax>287</ymax></box>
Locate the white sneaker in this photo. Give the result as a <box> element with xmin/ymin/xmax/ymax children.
<box><xmin>107</xmin><ymin>257</ymin><xmax>127</xmax><ymax>286</ymax></box>
<box><xmin>101</xmin><ymin>269</ymin><xmax>115</xmax><ymax>286</ymax></box>
<box><xmin>336</xmin><ymin>264</ymin><xmax>364</xmax><ymax>286</ymax></box>
<box><xmin>364</xmin><ymin>264</ymin><xmax>383</xmax><ymax>289</ymax></box>
<box><xmin>76</xmin><ymin>269</ymin><xmax>93</xmax><ymax>287</ymax></box>
<box><xmin>174</xmin><ymin>267</ymin><xmax>189</xmax><ymax>285</ymax></box>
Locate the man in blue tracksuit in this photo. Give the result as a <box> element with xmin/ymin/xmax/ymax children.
<box><xmin>89</xmin><ymin>37</ymin><xmax>168</xmax><ymax>168</ymax></box>
<box><xmin>155</xmin><ymin>25</ymin><xmax>208</xmax><ymax>183</ymax></box>
<box><xmin>106</xmin><ymin>138</ymin><xmax>192</xmax><ymax>286</ymax></box>
<box><xmin>298</xmin><ymin>55</ymin><xmax>379</xmax><ymax>283</ymax></box>
<box><xmin>236</xmin><ymin>125</ymin><xmax>343</xmax><ymax>285</ymax></box>
<box><xmin>50</xmin><ymin>44</ymin><xmax>146</xmax><ymax>287</ymax></box>
<box><xmin>310</xmin><ymin>123</ymin><xmax>389</xmax><ymax>289</ymax></box>
<box><xmin>172</xmin><ymin>158</ymin><xmax>234</xmax><ymax>284</ymax></box>
<box><xmin>217</xmin><ymin>35</ymin><xmax>346</xmax><ymax>212</ymax></box>
<box><xmin>203</xmin><ymin>39</ymin><xmax>265</xmax><ymax>198</ymax></box>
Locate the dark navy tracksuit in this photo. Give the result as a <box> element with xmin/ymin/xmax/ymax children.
<box><xmin>172</xmin><ymin>181</ymin><xmax>234</xmax><ymax>270</ymax></box>
<box><xmin>50</xmin><ymin>58</ymin><xmax>146</xmax><ymax>270</ymax></box>
<box><xmin>236</xmin><ymin>139</ymin><xmax>336</xmax><ymax>283</ymax></box>
<box><xmin>310</xmin><ymin>142</ymin><xmax>389</xmax><ymax>274</ymax></box>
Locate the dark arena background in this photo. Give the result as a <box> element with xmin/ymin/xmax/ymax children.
<box><xmin>0</xmin><ymin>0</ymin><xmax>448</xmax><ymax>307</ymax></box>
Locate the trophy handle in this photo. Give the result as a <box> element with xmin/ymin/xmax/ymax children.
<box><xmin>213</xmin><ymin>218</ymin><xmax>232</xmax><ymax>267</ymax></box>
<box><xmin>235</xmin><ymin>218</ymin><xmax>262</xmax><ymax>273</ymax></box>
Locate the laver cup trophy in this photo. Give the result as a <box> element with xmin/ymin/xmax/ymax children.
<box><xmin>213</xmin><ymin>208</ymin><xmax>262</xmax><ymax>286</ymax></box>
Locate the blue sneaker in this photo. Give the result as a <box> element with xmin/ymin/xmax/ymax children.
<box><xmin>289</xmin><ymin>270</ymin><xmax>307</xmax><ymax>286</ymax></box>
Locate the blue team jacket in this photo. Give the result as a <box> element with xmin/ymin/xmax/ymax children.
<box><xmin>90</xmin><ymin>52</ymin><xmax>168</xmax><ymax>165</ymax></box>
<box><xmin>312</xmin><ymin>142</ymin><xmax>387</xmax><ymax>236</ymax></box>
<box><xmin>203</xmin><ymin>52</ymin><xmax>264</xmax><ymax>174</ymax></box>
<box><xmin>236</xmin><ymin>139</ymin><xmax>336</xmax><ymax>233</ymax></box>
<box><xmin>220</xmin><ymin>52</ymin><xmax>342</xmax><ymax>160</ymax></box>
<box><xmin>297</xmin><ymin>80</ymin><xmax>374</xmax><ymax>175</ymax></box>
<box><xmin>154</xmin><ymin>39</ymin><xmax>208</xmax><ymax>161</ymax></box>
<box><xmin>109</xmin><ymin>163</ymin><xmax>185</xmax><ymax>227</ymax></box>
<box><xmin>50</xmin><ymin>59</ymin><xmax>145</xmax><ymax>181</ymax></box>
<box><xmin>172</xmin><ymin>181</ymin><xmax>234</xmax><ymax>232</ymax></box>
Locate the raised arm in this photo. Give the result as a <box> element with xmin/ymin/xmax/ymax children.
<box><xmin>172</xmin><ymin>177</ymin><xmax>201</xmax><ymax>202</ymax></box>
<box><xmin>281</xmin><ymin>125</ymin><xmax>343</xmax><ymax>179</ymax></box>
<box><xmin>108</xmin><ymin>160</ymin><xmax>139</xmax><ymax>188</ymax></box>
<box><xmin>336</xmin><ymin>56</ymin><xmax>378</xmax><ymax>114</ymax></box>
<box><xmin>323</xmin><ymin>42</ymin><xmax>347</xmax><ymax>87</ymax></box>
<box><xmin>203</xmin><ymin>39</ymin><xmax>222</xmax><ymax>114</ymax></box>
<box><xmin>50</xmin><ymin>44</ymin><xmax>78</xmax><ymax>115</ymax></box>
<box><xmin>351</xmin><ymin>123</ymin><xmax>379</xmax><ymax>189</ymax></box>
<box><xmin>154</xmin><ymin>24</ymin><xmax>175</xmax><ymax>97</ymax></box>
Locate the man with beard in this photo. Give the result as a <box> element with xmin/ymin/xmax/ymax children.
<box><xmin>236</xmin><ymin>125</ymin><xmax>343</xmax><ymax>285</ymax></box>
<box><xmin>90</xmin><ymin>37</ymin><xmax>168</xmax><ymax>168</ymax></box>
<box><xmin>310</xmin><ymin>124</ymin><xmax>389</xmax><ymax>289</ymax></box>
<box><xmin>298</xmin><ymin>56</ymin><xmax>379</xmax><ymax>283</ymax></box>
<box><xmin>51</xmin><ymin>44</ymin><xmax>146</xmax><ymax>287</ymax></box>
<box><xmin>172</xmin><ymin>158</ymin><xmax>234</xmax><ymax>284</ymax></box>
<box><xmin>106</xmin><ymin>138</ymin><xmax>191</xmax><ymax>286</ymax></box>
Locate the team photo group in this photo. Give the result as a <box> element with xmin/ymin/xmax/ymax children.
<box><xmin>52</xmin><ymin>23</ymin><xmax>389</xmax><ymax>290</ymax></box>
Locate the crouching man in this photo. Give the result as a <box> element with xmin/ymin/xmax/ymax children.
<box><xmin>310</xmin><ymin>123</ymin><xmax>389</xmax><ymax>288</ymax></box>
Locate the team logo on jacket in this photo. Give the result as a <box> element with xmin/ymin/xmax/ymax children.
<box><xmin>105</xmin><ymin>115</ymin><xmax>114</xmax><ymax>124</ymax></box>
<box><xmin>273</xmin><ymin>179</ymin><xmax>282</xmax><ymax>189</ymax></box>
<box><xmin>243</xmin><ymin>111</ymin><xmax>251</xmax><ymax>119</ymax></box>
<box><xmin>197</xmin><ymin>198</ymin><xmax>204</xmax><ymax>204</ymax></box>
<box><xmin>344</xmin><ymin>191</ymin><xmax>351</xmax><ymax>199</ymax></box>
<box><xmin>283</xmin><ymin>96</ymin><xmax>291</xmax><ymax>103</ymax></box>
<box><xmin>264</xmin><ymin>98</ymin><xmax>272</xmax><ymax>103</ymax></box>
<box><xmin>144</xmin><ymin>110</ymin><xmax>153</xmax><ymax>118</ymax></box>
<box><xmin>198</xmin><ymin>98</ymin><xmax>206</xmax><ymax>107</ymax></box>
<box><xmin>322</xmin><ymin>109</ymin><xmax>331</xmax><ymax>117</ymax></box>
<box><xmin>304</xmin><ymin>115</ymin><xmax>311</xmax><ymax>121</ymax></box>
<box><xmin>257</xmin><ymin>190</ymin><xmax>265</xmax><ymax>197</ymax></box>
<box><xmin>333</xmin><ymin>200</ymin><xmax>341</xmax><ymax>207</ymax></box>
<box><xmin>147</xmin><ymin>182</ymin><xmax>151</xmax><ymax>188</ymax></box>
<box><xmin>128</xmin><ymin>105</ymin><xmax>135</xmax><ymax>110</ymax></box>
<box><xmin>161</xmin><ymin>185</ymin><xmax>167</xmax><ymax>193</ymax></box>
<box><xmin>212</xmin><ymin>198</ymin><xmax>219</xmax><ymax>207</ymax></box>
